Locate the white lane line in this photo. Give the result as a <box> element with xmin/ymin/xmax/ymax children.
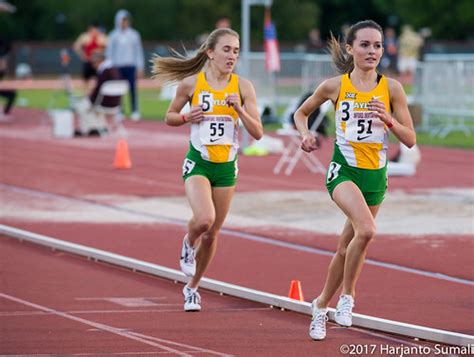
<box><xmin>0</xmin><ymin>307</ymin><xmax>270</xmax><ymax>317</ymax></box>
<box><xmin>127</xmin><ymin>331</ymin><xmax>233</xmax><ymax>357</ymax></box>
<box><xmin>0</xmin><ymin>292</ymin><xmax>229</xmax><ymax>356</ymax></box>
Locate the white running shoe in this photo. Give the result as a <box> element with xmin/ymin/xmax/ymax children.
<box><xmin>309</xmin><ymin>298</ymin><xmax>328</xmax><ymax>340</ymax></box>
<box><xmin>180</xmin><ymin>235</ymin><xmax>196</xmax><ymax>277</ymax></box>
<box><xmin>335</xmin><ymin>294</ymin><xmax>354</xmax><ymax>327</ymax></box>
<box><xmin>183</xmin><ymin>285</ymin><xmax>201</xmax><ymax>312</ymax></box>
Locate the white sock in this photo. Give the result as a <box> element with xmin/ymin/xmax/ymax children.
<box><xmin>185</xmin><ymin>284</ymin><xmax>197</xmax><ymax>292</ymax></box>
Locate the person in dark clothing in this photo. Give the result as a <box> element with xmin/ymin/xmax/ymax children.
<box><xmin>0</xmin><ymin>88</ymin><xmax>16</xmax><ymax>119</ymax></box>
<box><xmin>88</xmin><ymin>51</ymin><xmax>121</xmax><ymax>108</ymax></box>
<box><xmin>0</xmin><ymin>37</ymin><xmax>17</xmax><ymax>120</ymax></box>
<box><xmin>73</xmin><ymin>50</ymin><xmax>122</xmax><ymax>135</ymax></box>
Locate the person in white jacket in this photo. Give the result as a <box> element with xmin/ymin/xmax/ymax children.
<box><xmin>106</xmin><ymin>9</ymin><xmax>144</xmax><ymax>121</ymax></box>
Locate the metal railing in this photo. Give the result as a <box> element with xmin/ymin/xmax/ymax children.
<box><xmin>414</xmin><ymin>54</ymin><xmax>474</xmax><ymax>137</ymax></box>
<box><xmin>238</xmin><ymin>52</ymin><xmax>335</xmax><ymax>108</ymax></box>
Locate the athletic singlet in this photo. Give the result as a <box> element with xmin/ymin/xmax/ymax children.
<box><xmin>334</xmin><ymin>73</ymin><xmax>391</xmax><ymax>169</ymax></box>
<box><xmin>83</xmin><ymin>33</ymin><xmax>99</xmax><ymax>60</ymax></box>
<box><xmin>190</xmin><ymin>72</ymin><xmax>241</xmax><ymax>163</ymax></box>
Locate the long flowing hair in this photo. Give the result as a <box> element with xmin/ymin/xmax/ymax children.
<box><xmin>328</xmin><ymin>20</ymin><xmax>383</xmax><ymax>74</ymax></box>
<box><xmin>151</xmin><ymin>28</ymin><xmax>239</xmax><ymax>84</ymax></box>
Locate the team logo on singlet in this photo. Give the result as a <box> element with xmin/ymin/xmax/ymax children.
<box><xmin>345</xmin><ymin>92</ymin><xmax>357</xmax><ymax>99</ymax></box>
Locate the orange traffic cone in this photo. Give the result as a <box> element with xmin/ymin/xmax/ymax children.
<box><xmin>113</xmin><ymin>139</ymin><xmax>132</xmax><ymax>169</ymax></box>
<box><xmin>288</xmin><ymin>280</ymin><xmax>304</xmax><ymax>301</ymax></box>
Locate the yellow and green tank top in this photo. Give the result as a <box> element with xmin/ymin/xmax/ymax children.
<box><xmin>334</xmin><ymin>73</ymin><xmax>391</xmax><ymax>169</ymax></box>
<box><xmin>190</xmin><ymin>72</ymin><xmax>241</xmax><ymax>163</ymax></box>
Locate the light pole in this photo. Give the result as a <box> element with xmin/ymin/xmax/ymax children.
<box><xmin>239</xmin><ymin>0</ymin><xmax>273</xmax><ymax>150</ymax></box>
<box><xmin>240</xmin><ymin>0</ymin><xmax>273</xmax><ymax>77</ymax></box>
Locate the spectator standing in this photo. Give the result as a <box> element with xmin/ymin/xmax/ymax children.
<box><xmin>397</xmin><ymin>25</ymin><xmax>423</xmax><ymax>83</ymax></box>
<box><xmin>381</xmin><ymin>27</ymin><xmax>398</xmax><ymax>77</ymax></box>
<box><xmin>73</xmin><ymin>22</ymin><xmax>108</xmax><ymax>94</ymax></box>
<box><xmin>307</xmin><ymin>27</ymin><xmax>324</xmax><ymax>53</ymax></box>
<box><xmin>196</xmin><ymin>15</ymin><xmax>232</xmax><ymax>47</ymax></box>
<box><xmin>106</xmin><ymin>9</ymin><xmax>144</xmax><ymax>121</ymax></box>
<box><xmin>215</xmin><ymin>15</ymin><xmax>231</xmax><ymax>29</ymax></box>
<box><xmin>0</xmin><ymin>37</ymin><xmax>16</xmax><ymax>121</ymax></box>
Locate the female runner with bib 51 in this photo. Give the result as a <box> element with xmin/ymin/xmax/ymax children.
<box><xmin>293</xmin><ymin>20</ymin><xmax>416</xmax><ymax>340</ymax></box>
<box><xmin>152</xmin><ymin>28</ymin><xmax>263</xmax><ymax>312</ymax></box>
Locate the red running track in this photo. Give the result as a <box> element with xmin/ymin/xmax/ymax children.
<box><xmin>2</xmin><ymin>236</ymin><xmax>443</xmax><ymax>356</ymax></box>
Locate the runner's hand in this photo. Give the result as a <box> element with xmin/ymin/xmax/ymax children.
<box><xmin>368</xmin><ymin>97</ymin><xmax>390</xmax><ymax>124</ymax></box>
<box><xmin>225</xmin><ymin>93</ymin><xmax>241</xmax><ymax>112</ymax></box>
<box><xmin>189</xmin><ymin>105</ymin><xmax>204</xmax><ymax>123</ymax></box>
<box><xmin>301</xmin><ymin>133</ymin><xmax>319</xmax><ymax>152</ymax></box>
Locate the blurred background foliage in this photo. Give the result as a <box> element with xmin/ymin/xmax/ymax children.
<box><xmin>1</xmin><ymin>0</ymin><xmax>473</xmax><ymax>43</ymax></box>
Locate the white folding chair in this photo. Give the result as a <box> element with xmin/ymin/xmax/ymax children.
<box><xmin>93</xmin><ymin>80</ymin><xmax>129</xmax><ymax>135</ymax></box>
<box><xmin>273</xmin><ymin>100</ymin><xmax>332</xmax><ymax>175</ymax></box>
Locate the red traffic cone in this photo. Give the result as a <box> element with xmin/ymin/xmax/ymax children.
<box><xmin>113</xmin><ymin>139</ymin><xmax>132</xmax><ymax>169</ymax></box>
<box><xmin>288</xmin><ymin>280</ymin><xmax>304</xmax><ymax>301</ymax></box>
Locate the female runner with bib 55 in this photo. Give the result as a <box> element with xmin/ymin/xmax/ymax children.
<box><xmin>152</xmin><ymin>28</ymin><xmax>263</xmax><ymax>312</ymax></box>
<box><xmin>293</xmin><ymin>20</ymin><xmax>416</xmax><ymax>340</ymax></box>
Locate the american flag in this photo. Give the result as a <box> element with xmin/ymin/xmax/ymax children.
<box><xmin>264</xmin><ymin>8</ymin><xmax>280</xmax><ymax>72</ymax></box>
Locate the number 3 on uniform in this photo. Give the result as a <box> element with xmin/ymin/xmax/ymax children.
<box><xmin>182</xmin><ymin>158</ymin><xmax>196</xmax><ymax>176</ymax></box>
<box><xmin>327</xmin><ymin>162</ymin><xmax>341</xmax><ymax>183</ymax></box>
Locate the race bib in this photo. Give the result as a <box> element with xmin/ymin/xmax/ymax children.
<box><xmin>199</xmin><ymin>115</ymin><xmax>235</xmax><ymax>145</ymax></box>
<box><xmin>340</xmin><ymin>101</ymin><xmax>385</xmax><ymax>143</ymax></box>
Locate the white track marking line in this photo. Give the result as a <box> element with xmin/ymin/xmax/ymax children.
<box><xmin>127</xmin><ymin>331</ymin><xmax>233</xmax><ymax>357</ymax></box>
<box><xmin>0</xmin><ymin>307</ymin><xmax>270</xmax><ymax>317</ymax></box>
<box><xmin>0</xmin><ymin>292</ymin><xmax>230</xmax><ymax>356</ymax></box>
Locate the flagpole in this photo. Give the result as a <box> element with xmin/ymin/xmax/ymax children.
<box><xmin>241</xmin><ymin>0</ymin><xmax>273</xmax><ymax>69</ymax></box>
<box><xmin>263</xmin><ymin>5</ymin><xmax>280</xmax><ymax>125</ymax></box>
<box><xmin>240</xmin><ymin>0</ymin><xmax>273</xmax><ymax>151</ymax></box>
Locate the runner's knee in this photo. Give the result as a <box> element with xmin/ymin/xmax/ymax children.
<box><xmin>356</xmin><ymin>222</ymin><xmax>376</xmax><ymax>244</ymax></box>
<box><xmin>336</xmin><ymin>244</ymin><xmax>348</xmax><ymax>259</ymax></box>
<box><xmin>192</xmin><ymin>215</ymin><xmax>215</xmax><ymax>234</ymax></box>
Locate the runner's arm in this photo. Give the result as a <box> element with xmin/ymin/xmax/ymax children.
<box><xmin>374</xmin><ymin>79</ymin><xmax>416</xmax><ymax>147</ymax></box>
<box><xmin>232</xmin><ymin>78</ymin><xmax>263</xmax><ymax>140</ymax></box>
<box><xmin>165</xmin><ymin>75</ymin><xmax>204</xmax><ymax>126</ymax></box>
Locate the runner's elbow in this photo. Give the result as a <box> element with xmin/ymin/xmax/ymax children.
<box><xmin>405</xmin><ymin>135</ymin><xmax>416</xmax><ymax>148</ymax></box>
<box><xmin>252</xmin><ymin>126</ymin><xmax>264</xmax><ymax>140</ymax></box>
<box><xmin>164</xmin><ymin>114</ymin><xmax>178</xmax><ymax>126</ymax></box>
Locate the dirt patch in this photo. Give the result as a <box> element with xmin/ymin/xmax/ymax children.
<box><xmin>2</xmin><ymin>187</ymin><xmax>472</xmax><ymax>236</ymax></box>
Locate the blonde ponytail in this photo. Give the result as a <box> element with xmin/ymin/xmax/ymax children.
<box><xmin>152</xmin><ymin>28</ymin><xmax>239</xmax><ymax>84</ymax></box>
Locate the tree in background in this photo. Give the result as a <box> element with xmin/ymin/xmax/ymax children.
<box><xmin>1</xmin><ymin>0</ymin><xmax>473</xmax><ymax>42</ymax></box>
<box><xmin>373</xmin><ymin>0</ymin><xmax>474</xmax><ymax>40</ymax></box>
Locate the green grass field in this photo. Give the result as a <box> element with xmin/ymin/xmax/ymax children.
<box><xmin>18</xmin><ymin>88</ymin><xmax>170</xmax><ymax>120</ymax></box>
<box><xmin>16</xmin><ymin>88</ymin><xmax>473</xmax><ymax>149</ymax></box>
